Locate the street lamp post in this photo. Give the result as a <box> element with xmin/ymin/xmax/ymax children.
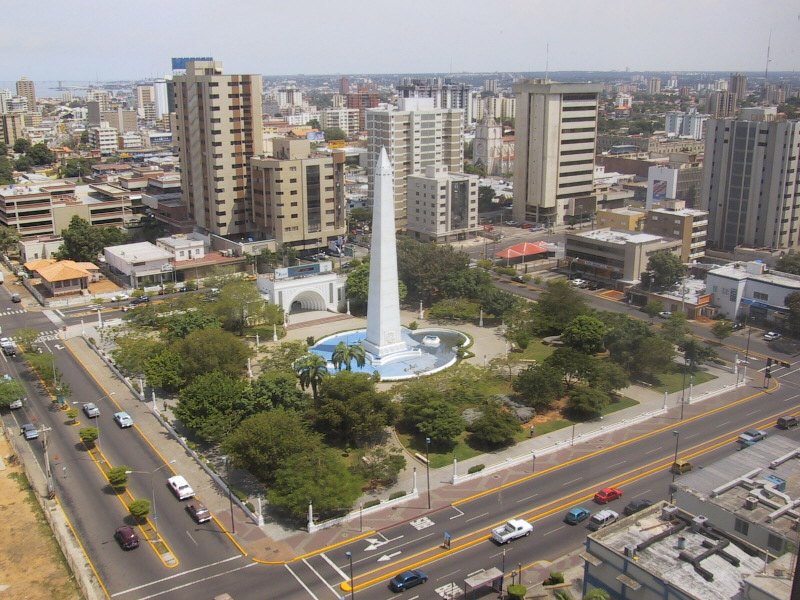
<box><xmin>126</xmin><ymin>459</ymin><xmax>176</xmax><ymax>530</ymax></box>
<box><xmin>224</xmin><ymin>456</ymin><xmax>236</xmax><ymax>534</ymax></box>
<box><xmin>425</xmin><ymin>437</ymin><xmax>431</xmax><ymax>510</ymax></box>
<box><xmin>679</xmin><ymin>356</ymin><xmax>688</xmax><ymax>421</ymax></box>
<box><xmin>671</xmin><ymin>431</ymin><xmax>680</xmax><ymax>483</ymax></box>
<box><xmin>345</xmin><ymin>551</ymin><xmax>354</xmax><ymax>600</ymax></box>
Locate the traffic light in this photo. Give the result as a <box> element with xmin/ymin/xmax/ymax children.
<box><xmin>766</xmin><ymin>357</ymin><xmax>773</xmax><ymax>367</ymax></box>
<box><xmin>765</xmin><ymin>367</ymin><xmax>771</xmax><ymax>379</ymax></box>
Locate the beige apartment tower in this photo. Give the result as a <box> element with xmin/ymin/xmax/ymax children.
<box><xmin>249</xmin><ymin>139</ymin><xmax>346</xmax><ymax>251</ymax></box>
<box><xmin>15</xmin><ymin>77</ymin><xmax>36</xmax><ymax>110</ymax></box>
<box><xmin>366</xmin><ymin>98</ymin><xmax>463</xmax><ymax>227</ymax></box>
<box><xmin>513</xmin><ymin>81</ymin><xmax>602</xmax><ymax>226</ymax></box>
<box><xmin>173</xmin><ymin>60</ymin><xmax>263</xmax><ymax>236</ymax></box>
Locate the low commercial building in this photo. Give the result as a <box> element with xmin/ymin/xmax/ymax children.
<box><xmin>564</xmin><ymin>228</ymin><xmax>682</xmax><ymax>288</ymax></box>
<box><xmin>155</xmin><ymin>234</ymin><xmax>205</xmax><ymax>262</ymax></box>
<box><xmin>595</xmin><ymin>207</ymin><xmax>645</xmax><ymax>232</ymax></box>
<box><xmin>643</xmin><ymin>200</ymin><xmax>708</xmax><ymax>262</ymax></box>
<box><xmin>706</xmin><ymin>260</ymin><xmax>800</xmax><ymax>324</ymax></box>
<box><xmin>406</xmin><ymin>166</ymin><xmax>480</xmax><ymax>242</ymax></box>
<box><xmin>104</xmin><ymin>242</ymin><xmax>174</xmax><ymax>288</ymax></box>
<box><xmin>261</xmin><ymin>261</ymin><xmax>345</xmax><ymax>315</ymax></box>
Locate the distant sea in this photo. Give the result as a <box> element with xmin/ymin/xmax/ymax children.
<box><xmin>0</xmin><ymin>81</ymin><xmax>128</xmax><ymax>98</ymax></box>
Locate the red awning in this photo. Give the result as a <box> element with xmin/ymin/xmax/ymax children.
<box><xmin>495</xmin><ymin>242</ymin><xmax>549</xmax><ymax>259</ymax></box>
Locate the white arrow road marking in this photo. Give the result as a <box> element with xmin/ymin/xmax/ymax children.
<box><xmin>378</xmin><ymin>551</ymin><xmax>401</xmax><ymax>562</ymax></box>
<box><xmin>364</xmin><ymin>534</ymin><xmax>403</xmax><ymax>551</ymax></box>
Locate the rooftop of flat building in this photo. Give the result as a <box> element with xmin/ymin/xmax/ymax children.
<box><xmin>675</xmin><ymin>436</ymin><xmax>800</xmax><ymax>539</ymax></box>
<box><xmin>709</xmin><ymin>261</ymin><xmax>800</xmax><ymax>289</ymax></box>
<box><xmin>105</xmin><ymin>241</ymin><xmax>173</xmax><ymax>262</ymax></box>
<box><xmin>648</xmin><ymin>206</ymin><xmax>708</xmax><ymax>218</ymax></box>
<box><xmin>597</xmin><ymin>207</ymin><xmax>645</xmax><ymax>217</ymax></box>
<box><xmin>654</xmin><ymin>277</ymin><xmax>708</xmax><ymax>305</ymax></box>
<box><xmin>589</xmin><ymin>502</ymin><xmax>765</xmax><ymax>600</ymax></box>
<box><xmin>571</xmin><ymin>228</ymin><xmax>666</xmax><ymax>245</ymax></box>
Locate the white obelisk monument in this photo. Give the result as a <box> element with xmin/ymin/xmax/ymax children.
<box><xmin>362</xmin><ymin>147</ymin><xmax>407</xmax><ymax>361</ymax></box>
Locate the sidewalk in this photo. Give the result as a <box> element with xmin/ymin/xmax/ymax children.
<box><xmin>62</xmin><ymin>321</ymin><xmax>757</xmax><ymax>564</ymax></box>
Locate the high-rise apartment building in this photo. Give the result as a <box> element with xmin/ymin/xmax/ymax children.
<box><xmin>136</xmin><ymin>84</ymin><xmax>156</xmax><ymax>120</ymax></box>
<box><xmin>101</xmin><ymin>108</ymin><xmax>138</xmax><ymax>133</ymax></box>
<box><xmin>396</xmin><ymin>77</ymin><xmax>472</xmax><ymax>124</ymax></box>
<box><xmin>153</xmin><ymin>79</ymin><xmax>169</xmax><ymax>119</ymax></box>
<box><xmin>15</xmin><ymin>77</ymin><xmax>35</xmax><ymax>110</ymax></box>
<box><xmin>249</xmin><ymin>139</ymin><xmax>346</xmax><ymax>251</ymax></box>
<box><xmin>346</xmin><ymin>89</ymin><xmax>380</xmax><ymax>131</ymax></box>
<box><xmin>173</xmin><ymin>60</ymin><xmax>264</xmax><ymax>236</ymax></box>
<box><xmin>406</xmin><ymin>166</ymin><xmax>479</xmax><ymax>242</ymax></box>
<box><xmin>366</xmin><ymin>98</ymin><xmax>464</xmax><ymax>227</ymax></box>
<box><xmin>701</xmin><ymin>110</ymin><xmax>800</xmax><ymax>251</ymax></box>
<box><xmin>319</xmin><ymin>108</ymin><xmax>360</xmax><ymax>138</ymax></box>
<box><xmin>88</xmin><ymin>122</ymin><xmax>119</xmax><ymax>155</ymax></box>
<box><xmin>707</xmin><ymin>90</ymin><xmax>737</xmax><ymax>118</ymax></box>
<box><xmin>512</xmin><ymin>80</ymin><xmax>602</xmax><ymax>226</ymax></box>
<box><xmin>646</xmin><ymin>77</ymin><xmax>661</xmax><ymax>95</ymax></box>
<box><xmin>86</xmin><ymin>89</ymin><xmax>111</xmax><ymax>112</ymax></box>
<box><xmin>339</xmin><ymin>77</ymin><xmax>350</xmax><ymax>95</ymax></box>
<box><xmin>0</xmin><ymin>113</ymin><xmax>24</xmax><ymax>146</ymax></box>
<box><xmin>664</xmin><ymin>108</ymin><xmax>708</xmax><ymax>140</ymax></box>
<box><xmin>729</xmin><ymin>73</ymin><xmax>747</xmax><ymax>101</ymax></box>
<box><xmin>0</xmin><ymin>89</ymin><xmax>11</xmax><ymax>113</ymax></box>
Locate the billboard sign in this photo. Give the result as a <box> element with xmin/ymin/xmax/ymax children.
<box><xmin>306</xmin><ymin>131</ymin><xmax>325</xmax><ymax>142</ymax></box>
<box><xmin>652</xmin><ymin>179</ymin><xmax>668</xmax><ymax>201</ymax></box>
<box><xmin>171</xmin><ymin>57</ymin><xmax>213</xmax><ymax>71</ymax></box>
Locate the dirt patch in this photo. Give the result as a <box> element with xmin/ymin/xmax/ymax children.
<box><xmin>0</xmin><ymin>435</ymin><xmax>81</xmax><ymax>600</ymax></box>
<box><xmin>525</xmin><ymin>399</ymin><xmax>568</xmax><ymax>429</ymax></box>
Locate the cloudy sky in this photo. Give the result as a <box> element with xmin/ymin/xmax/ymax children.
<box><xmin>3</xmin><ymin>0</ymin><xmax>799</xmax><ymax>79</ymax></box>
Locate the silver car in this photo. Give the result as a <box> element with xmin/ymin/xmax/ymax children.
<box><xmin>21</xmin><ymin>423</ymin><xmax>38</xmax><ymax>440</ymax></box>
<box><xmin>83</xmin><ymin>403</ymin><xmax>100</xmax><ymax>418</ymax></box>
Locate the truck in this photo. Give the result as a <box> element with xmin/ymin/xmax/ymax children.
<box><xmin>491</xmin><ymin>519</ymin><xmax>533</xmax><ymax>544</ymax></box>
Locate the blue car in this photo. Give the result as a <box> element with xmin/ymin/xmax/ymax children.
<box><xmin>564</xmin><ymin>507</ymin><xmax>591</xmax><ymax>525</ymax></box>
<box><xmin>389</xmin><ymin>569</ymin><xmax>428</xmax><ymax>592</ymax></box>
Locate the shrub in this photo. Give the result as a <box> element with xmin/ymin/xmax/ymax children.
<box><xmin>363</xmin><ymin>499</ymin><xmax>380</xmax><ymax>509</ymax></box>
<box><xmin>107</xmin><ymin>466</ymin><xmax>130</xmax><ymax>490</ymax></box>
<box><xmin>533</xmin><ymin>275</ymin><xmax>542</xmax><ymax>284</ymax></box>
<box><xmin>79</xmin><ymin>427</ymin><xmax>99</xmax><ymax>448</ymax></box>
<box><xmin>184</xmin><ymin>280</ymin><xmax>198</xmax><ymax>291</ymax></box>
<box><xmin>407</xmin><ymin>321</ymin><xmax>418</xmax><ymax>330</ymax></box>
<box><xmin>245</xmin><ymin>501</ymin><xmax>255</xmax><ymax>512</ymax></box>
<box><xmin>128</xmin><ymin>498</ymin><xmax>151</xmax><ymax>521</ymax></box>
<box><xmin>467</xmin><ymin>464</ymin><xmax>485</xmax><ymax>474</ymax></box>
<box><xmin>545</xmin><ymin>571</ymin><xmax>565</xmax><ymax>585</ymax></box>
<box><xmin>389</xmin><ymin>491</ymin><xmax>406</xmax><ymax>500</ymax></box>
<box><xmin>306</xmin><ymin>336</ymin><xmax>315</xmax><ymax>346</ymax></box>
<box><xmin>507</xmin><ymin>584</ymin><xmax>527</xmax><ymax>600</ymax></box>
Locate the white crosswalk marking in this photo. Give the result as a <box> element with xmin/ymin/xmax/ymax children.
<box><xmin>435</xmin><ymin>582</ymin><xmax>464</xmax><ymax>599</ymax></box>
<box><xmin>8</xmin><ymin>330</ymin><xmax>61</xmax><ymax>344</ymax></box>
<box><xmin>410</xmin><ymin>516</ymin><xmax>435</xmax><ymax>530</ymax></box>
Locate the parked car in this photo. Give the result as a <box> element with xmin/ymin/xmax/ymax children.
<box><xmin>0</xmin><ymin>337</ymin><xmax>16</xmax><ymax>356</ymax></box>
<box><xmin>167</xmin><ymin>475</ymin><xmax>195</xmax><ymax>500</ymax></box>
<box><xmin>21</xmin><ymin>423</ymin><xmax>38</xmax><ymax>440</ymax></box>
<box><xmin>113</xmin><ymin>411</ymin><xmax>133</xmax><ymax>428</ymax></box>
<box><xmin>511</xmin><ymin>275</ymin><xmax>525</xmax><ymax>283</ymax></box>
<box><xmin>594</xmin><ymin>487</ymin><xmax>623</xmax><ymax>504</ymax></box>
<box><xmin>570</xmin><ymin>278</ymin><xmax>588</xmax><ymax>288</ymax></box>
<box><xmin>186</xmin><ymin>502</ymin><xmax>212</xmax><ymax>524</ymax></box>
<box><xmin>732</xmin><ymin>321</ymin><xmax>745</xmax><ymax>331</ymax></box>
<box><xmin>491</xmin><ymin>519</ymin><xmax>533</xmax><ymax>544</ymax></box>
<box><xmin>9</xmin><ymin>398</ymin><xmax>23</xmax><ymax>410</ymax></box>
<box><xmin>10</xmin><ymin>294</ymin><xmax>21</xmax><ymax>303</ymax></box>
<box><xmin>776</xmin><ymin>415</ymin><xmax>799</xmax><ymax>429</ymax></box>
<box><xmin>587</xmin><ymin>509</ymin><xmax>619</xmax><ymax>531</ymax></box>
<box><xmin>564</xmin><ymin>507</ymin><xmax>591</xmax><ymax>525</ymax></box>
<box><xmin>114</xmin><ymin>293</ymin><xmax>130</xmax><ymax>302</ymax></box>
<box><xmin>82</xmin><ymin>403</ymin><xmax>100</xmax><ymax>418</ymax></box>
<box><xmin>624</xmin><ymin>499</ymin><xmax>653</xmax><ymax>516</ymax></box>
<box><xmin>130</xmin><ymin>296</ymin><xmax>150</xmax><ymax>306</ymax></box>
<box><xmin>114</xmin><ymin>525</ymin><xmax>139</xmax><ymax>550</ymax></box>
<box><xmin>389</xmin><ymin>569</ymin><xmax>428</xmax><ymax>592</ymax></box>
<box><xmin>763</xmin><ymin>331</ymin><xmax>782</xmax><ymax>341</ymax></box>
<box><xmin>658</xmin><ymin>311</ymin><xmax>673</xmax><ymax>319</ymax></box>
<box><xmin>737</xmin><ymin>429</ymin><xmax>767</xmax><ymax>449</ymax></box>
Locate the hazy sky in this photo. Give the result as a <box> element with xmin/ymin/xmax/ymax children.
<box><xmin>3</xmin><ymin>0</ymin><xmax>799</xmax><ymax>80</ymax></box>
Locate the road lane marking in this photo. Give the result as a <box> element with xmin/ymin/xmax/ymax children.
<box><xmin>449</xmin><ymin>506</ymin><xmax>465</xmax><ymax>519</ymax></box>
<box><xmin>644</xmin><ymin>447</ymin><xmax>661</xmax><ymax>455</ymax></box>
<box><xmin>466</xmin><ymin>512</ymin><xmax>489</xmax><ymax>522</ymax></box>
<box><xmin>321</xmin><ymin>552</ymin><xmax>349</xmax><ymax>580</ymax></box>
<box><xmin>515</xmin><ymin>493</ymin><xmax>538</xmax><ymax>503</ymax></box>
<box><xmin>111</xmin><ymin>555</ymin><xmax>243</xmax><ymax>595</ymax></box>
<box><xmin>303</xmin><ymin>557</ymin><xmax>342</xmax><ymax>597</ymax></box>
<box><xmin>631</xmin><ymin>489</ymin><xmax>652</xmax><ymax>499</ymax></box>
<box><xmin>285</xmin><ymin>564</ymin><xmax>320</xmax><ymax>600</ymax></box>
<box><xmin>716</xmin><ymin>420</ymin><xmax>731</xmax><ymax>428</ymax></box>
<box><xmin>543</xmin><ymin>525</ymin><xmax>565</xmax><ymax>536</ymax></box>
<box><xmin>185</xmin><ymin>531</ymin><xmax>198</xmax><ymax>546</ymax></box>
<box><xmin>607</xmin><ymin>460</ymin><xmax>627</xmax><ymax>469</ymax></box>
<box><xmin>562</xmin><ymin>477</ymin><xmax>582</xmax><ymax>486</ymax></box>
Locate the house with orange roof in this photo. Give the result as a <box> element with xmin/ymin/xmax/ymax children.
<box><xmin>34</xmin><ymin>260</ymin><xmax>96</xmax><ymax>297</ymax></box>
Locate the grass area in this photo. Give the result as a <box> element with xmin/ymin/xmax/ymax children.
<box><xmin>653</xmin><ymin>370</ymin><xmax>716</xmax><ymax>394</ymax></box>
<box><xmin>397</xmin><ymin>430</ymin><xmax>483</xmax><ymax>469</ymax></box>
<box><xmin>601</xmin><ymin>395</ymin><xmax>639</xmax><ymax>416</ymax></box>
<box><xmin>530</xmin><ymin>419</ymin><xmax>573</xmax><ymax>437</ymax></box>
<box><xmin>514</xmin><ymin>339</ymin><xmax>555</xmax><ymax>363</ymax></box>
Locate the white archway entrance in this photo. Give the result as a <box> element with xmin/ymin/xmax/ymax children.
<box><xmin>287</xmin><ymin>289</ymin><xmax>327</xmax><ymax>313</ymax></box>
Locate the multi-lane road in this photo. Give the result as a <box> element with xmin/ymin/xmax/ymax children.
<box><xmin>1</xmin><ymin>276</ymin><xmax>799</xmax><ymax>599</ymax></box>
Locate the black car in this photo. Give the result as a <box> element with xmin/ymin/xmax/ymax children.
<box><xmin>623</xmin><ymin>499</ymin><xmax>653</xmax><ymax>516</ymax></box>
<box><xmin>732</xmin><ymin>321</ymin><xmax>745</xmax><ymax>331</ymax></box>
<box><xmin>389</xmin><ymin>569</ymin><xmax>428</xmax><ymax>592</ymax></box>
<box><xmin>130</xmin><ymin>296</ymin><xmax>150</xmax><ymax>306</ymax></box>
<box><xmin>114</xmin><ymin>525</ymin><xmax>139</xmax><ymax>550</ymax></box>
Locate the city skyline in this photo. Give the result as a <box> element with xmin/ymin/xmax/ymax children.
<box><xmin>3</xmin><ymin>0</ymin><xmax>799</xmax><ymax>80</ymax></box>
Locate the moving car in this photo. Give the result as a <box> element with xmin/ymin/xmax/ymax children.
<box><xmin>10</xmin><ymin>294</ymin><xmax>21</xmax><ymax>303</ymax></box>
<box><xmin>114</xmin><ymin>525</ymin><xmax>139</xmax><ymax>550</ymax></box>
<box><xmin>564</xmin><ymin>507</ymin><xmax>591</xmax><ymax>525</ymax></box>
<box><xmin>570</xmin><ymin>278</ymin><xmax>588</xmax><ymax>288</ymax></box>
<box><xmin>9</xmin><ymin>398</ymin><xmax>23</xmax><ymax>410</ymax></box>
<box><xmin>21</xmin><ymin>423</ymin><xmax>38</xmax><ymax>440</ymax></box>
<box><xmin>671</xmin><ymin>459</ymin><xmax>693</xmax><ymax>475</ymax></box>
<box><xmin>186</xmin><ymin>502</ymin><xmax>211</xmax><ymax>524</ymax></box>
<box><xmin>167</xmin><ymin>475</ymin><xmax>195</xmax><ymax>500</ymax></box>
<box><xmin>776</xmin><ymin>415</ymin><xmax>799</xmax><ymax>430</ymax></box>
<box><xmin>658</xmin><ymin>311</ymin><xmax>673</xmax><ymax>319</ymax></box>
<box><xmin>763</xmin><ymin>331</ymin><xmax>781</xmax><ymax>341</ymax></box>
<box><xmin>594</xmin><ymin>487</ymin><xmax>623</xmax><ymax>504</ymax></box>
<box><xmin>737</xmin><ymin>429</ymin><xmax>767</xmax><ymax>449</ymax></box>
<box><xmin>624</xmin><ymin>499</ymin><xmax>653</xmax><ymax>516</ymax></box>
<box><xmin>389</xmin><ymin>569</ymin><xmax>428</xmax><ymax>592</ymax></box>
<box><xmin>587</xmin><ymin>509</ymin><xmax>619</xmax><ymax>531</ymax></box>
<box><xmin>511</xmin><ymin>275</ymin><xmax>525</xmax><ymax>283</ymax></box>
<box><xmin>0</xmin><ymin>337</ymin><xmax>16</xmax><ymax>356</ymax></box>
<box><xmin>130</xmin><ymin>296</ymin><xmax>150</xmax><ymax>306</ymax></box>
<box><xmin>82</xmin><ymin>402</ymin><xmax>100</xmax><ymax>418</ymax></box>
<box><xmin>113</xmin><ymin>411</ymin><xmax>133</xmax><ymax>428</ymax></box>
<box><xmin>491</xmin><ymin>518</ymin><xmax>533</xmax><ymax>544</ymax></box>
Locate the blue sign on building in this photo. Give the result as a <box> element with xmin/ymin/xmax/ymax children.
<box><xmin>171</xmin><ymin>57</ymin><xmax>214</xmax><ymax>70</ymax></box>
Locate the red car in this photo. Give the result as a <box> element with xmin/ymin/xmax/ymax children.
<box><xmin>594</xmin><ymin>487</ymin><xmax>623</xmax><ymax>504</ymax></box>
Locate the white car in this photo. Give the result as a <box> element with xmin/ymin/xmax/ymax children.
<box><xmin>570</xmin><ymin>278</ymin><xmax>588</xmax><ymax>288</ymax></box>
<box><xmin>113</xmin><ymin>411</ymin><xmax>133</xmax><ymax>428</ymax></box>
<box><xmin>491</xmin><ymin>519</ymin><xmax>533</xmax><ymax>544</ymax></box>
<box><xmin>114</xmin><ymin>293</ymin><xmax>130</xmax><ymax>301</ymax></box>
<box><xmin>658</xmin><ymin>311</ymin><xmax>673</xmax><ymax>319</ymax></box>
<box><xmin>9</xmin><ymin>398</ymin><xmax>23</xmax><ymax>410</ymax></box>
<box><xmin>763</xmin><ymin>332</ymin><xmax>782</xmax><ymax>341</ymax></box>
<box><xmin>167</xmin><ymin>475</ymin><xmax>195</xmax><ymax>500</ymax></box>
<box><xmin>82</xmin><ymin>402</ymin><xmax>100</xmax><ymax>418</ymax></box>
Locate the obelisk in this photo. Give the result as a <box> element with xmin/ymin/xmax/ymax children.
<box><xmin>362</xmin><ymin>147</ymin><xmax>407</xmax><ymax>361</ymax></box>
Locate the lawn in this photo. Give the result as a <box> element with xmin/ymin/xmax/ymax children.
<box><xmin>653</xmin><ymin>369</ymin><xmax>716</xmax><ymax>394</ymax></box>
<box><xmin>514</xmin><ymin>339</ymin><xmax>555</xmax><ymax>363</ymax></box>
<box><xmin>396</xmin><ymin>430</ymin><xmax>483</xmax><ymax>469</ymax></box>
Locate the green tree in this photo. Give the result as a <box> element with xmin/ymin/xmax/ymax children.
<box><xmin>660</xmin><ymin>312</ymin><xmax>689</xmax><ymax>345</ymax></box>
<box><xmin>611</xmin><ymin>334</ymin><xmax>675</xmax><ymax>379</ymax></box>
<box><xmin>467</xmin><ymin>402</ymin><xmax>521</xmax><ymax>448</ymax></box>
<box><xmin>112</xmin><ymin>334</ymin><xmax>166</xmax><ymax>376</ymax></box>
<box><xmin>60</xmin><ymin>157</ymin><xmax>98</xmax><ymax>179</ymax></box>
<box><xmin>564</xmin><ymin>386</ymin><xmax>609</xmax><ymax>420</ymax></box>
<box><xmin>79</xmin><ymin>427</ymin><xmax>99</xmax><ymax>447</ymax></box>
<box><xmin>164</xmin><ymin>311</ymin><xmax>221</xmax><ymax>341</ymax></box>
<box><xmin>406</xmin><ymin>399</ymin><xmax>465</xmax><ymax>450</ymax></box>
<box><xmin>27</xmin><ymin>143</ymin><xmax>54</xmax><ymax>165</ymax></box>
<box><xmin>775</xmin><ymin>254</ymin><xmax>800</xmax><ymax>275</ymax></box>
<box><xmin>396</xmin><ymin>237</ymin><xmax>471</xmax><ymax>303</ymax></box>
<box><xmin>544</xmin><ymin>347</ymin><xmax>596</xmax><ymax>389</ymax></box>
<box><xmin>296</xmin><ymin>353</ymin><xmax>329</xmax><ymax>400</ymax></box>
<box><xmin>174</xmin><ymin>371</ymin><xmax>249</xmax><ymax>443</ymax></box>
<box><xmin>259</xmin><ymin>340</ymin><xmax>308</xmax><ymax>373</ymax></box>
<box><xmin>561</xmin><ymin>315</ymin><xmax>609</xmax><ymax>355</ymax></box>
<box><xmin>679</xmin><ymin>338</ymin><xmax>717</xmax><ymax>372</ymax></box>
<box><xmin>306</xmin><ymin>118</ymin><xmax>321</xmax><ymax>130</ymax></box>
<box><xmin>0</xmin><ymin>225</ymin><xmax>20</xmax><ymax>254</ymax></box>
<box><xmin>786</xmin><ymin>291</ymin><xmax>800</xmax><ymax>336</ymax></box>
<box><xmin>710</xmin><ymin>320</ymin><xmax>734</xmax><ymax>342</ymax></box>
<box><xmin>314</xmin><ymin>371</ymin><xmax>396</xmax><ymax>447</ymax></box>
<box><xmin>107</xmin><ymin>466</ymin><xmax>130</xmax><ymax>491</ymax></box>
<box><xmin>512</xmin><ymin>364</ymin><xmax>564</xmax><ymax>412</ymax></box>
<box><xmin>428</xmin><ymin>298</ymin><xmax>481</xmax><ymax>321</ymax></box>
<box><xmin>587</xmin><ymin>360</ymin><xmax>629</xmax><ymax>394</ymax></box>
<box><xmin>128</xmin><ymin>499</ymin><xmax>151</xmax><ymax>522</ymax></box>
<box><xmin>349</xmin><ymin>208</ymin><xmax>372</xmax><ymax>225</ymax></box>
<box><xmin>13</xmin><ymin>138</ymin><xmax>31</xmax><ymax>154</ymax></box>
<box><xmin>223</xmin><ymin>409</ymin><xmax>321</xmax><ymax>484</ymax></box>
<box><xmin>246</xmin><ymin>371</ymin><xmax>309</xmax><ymax>412</ymax></box>
<box><xmin>213</xmin><ymin>280</ymin><xmax>274</xmax><ymax>335</ymax></box>
<box><xmin>0</xmin><ymin>156</ymin><xmax>13</xmax><ymax>185</ymax></box>
<box><xmin>143</xmin><ymin>349</ymin><xmax>186</xmax><ymax>392</ymax></box>
<box><xmin>583</xmin><ymin>589</ymin><xmax>611</xmax><ymax>600</ymax></box>
<box><xmin>353</xmin><ymin>446</ymin><xmax>407</xmax><ymax>488</ymax></box>
<box><xmin>532</xmin><ymin>280</ymin><xmax>588</xmax><ymax>335</ymax></box>
<box><xmin>345</xmin><ymin>258</ymin><xmax>406</xmax><ymax>312</ymax></box>
<box><xmin>323</xmin><ymin>127</ymin><xmax>347</xmax><ymax>141</ymax></box>
<box><xmin>172</xmin><ymin>328</ymin><xmax>251</xmax><ymax>380</ymax></box>
<box><xmin>331</xmin><ymin>342</ymin><xmax>366</xmax><ymax>371</ymax></box>
<box><xmin>268</xmin><ymin>447</ymin><xmax>363</xmax><ymax>520</ymax></box>
<box><xmin>0</xmin><ymin>141</ymin><xmax>7</xmax><ymax>155</ymax></box>
<box><xmin>477</xmin><ymin>286</ymin><xmax>520</xmax><ymax>319</ymax></box>
<box><xmin>15</xmin><ymin>155</ymin><xmax>33</xmax><ymax>172</ymax></box>
<box><xmin>55</xmin><ymin>215</ymin><xmax>128</xmax><ymax>262</ymax></box>
<box><xmin>645</xmin><ymin>251</ymin><xmax>685</xmax><ymax>289</ymax></box>
<box><xmin>478</xmin><ymin>185</ymin><xmax>496</xmax><ymax>212</ymax></box>
<box><xmin>0</xmin><ymin>377</ymin><xmax>25</xmax><ymax>409</ymax></box>
<box><xmin>642</xmin><ymin>300</ymin><xmax>665</xmax><ymax>319</ymax></box>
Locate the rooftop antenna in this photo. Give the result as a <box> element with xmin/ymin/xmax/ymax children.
<box><xmin>545</xmin><ymin>43</ymin><xmax>549</xmax><ymax>82</ymax></box>
<box><xmin>764</xmin><ymin>29</ymin><xmax>772</xmax><ymax>97</ymax></box>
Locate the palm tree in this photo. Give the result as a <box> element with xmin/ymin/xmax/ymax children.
<box><xmin>296</xmin><ymin>353</ymin><xmax>328</xmax><ymax>400</ymax></box>
<box><xmin>332</xmin><ymin>342</ymin><xmax>366</xmax><ymax>371</ymax></box>
<box><xmin>346</xmin><ymin>344</ymin><xmax>366</xmax><ymax>371</ymax></box>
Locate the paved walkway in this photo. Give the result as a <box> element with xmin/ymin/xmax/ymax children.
<box><xmin>60</xmin><ymin>316</ymin><xmax>758</xmax><ymax>564</ymax></box>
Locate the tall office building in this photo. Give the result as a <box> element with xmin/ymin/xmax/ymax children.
<box><xmin>174</xmin><ymin>60</ymin><xmax>264</xmax><ymax>236</ymax></box>
<box><xmin>646</xmin><ymin>77</ymin><xmax>661</xmax><ymax>95</ymax></box>
<box><xmin>729</xmin><ymin>73</ymin><xmax>747</xmax><ymax>101</ymax></box>
<box><xmin>153</xmin><ymin>79</ymin><xmax>169</xmax><ymax>119</ymax></box>
<box><xmin>512</xmin><ymin>80</ymin><xmax>602</xmax><ymax>226</ymax></box>
<box><xmin>366</xmin><ymin>98</ymin><xmax>464</xmax><ymax>227</ymax></box>
<box><xmin>339</xmin><ymin>76</ymin><xmax>350</xmax><ymax>95</ymax></box>
<box><xmin>15</xmin><ymin>77</ymin><xmax>35</xmax><ymax>110</ymax></box>
<box><xmin>664</xmin><ymin>108</ymin><xmax>708</xmax><ymax>140</ymax></box>
<box><xmin>346</xmin><ymin>88</ymin><xmax>379</xmax><ymax>131</ymax></box>
<box><xmin>136</xmin><ymin>84</ymin><xmax>156</xmax><ymax>120</ymax></box>
<box><xmin>250</xmin><ymin>139</ymin><xmax>346</xmax><ymax>251</ymax></box>
<box><xmin>396</xmin><ymin>77</ymin><xmax>472</xmax><ymax>124</ymax></box>
<box><xmin>701</xmin><ymin>110</ymin><xmax>800</xmax><ymax>251</ymax></box>
<box><xmin>707</xmin><ymin>90</ymin><xmax>737</xmax><ymax>118</ymax></box>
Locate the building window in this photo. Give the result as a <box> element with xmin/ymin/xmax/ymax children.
<box><xmin>734</xmin><ymin>519</ymin><xmax>749</xmax><ymax>536</ymax></box>
<box><xmin>729</xmin><ymin>289</ymin><xmax>736</xmax><ymax>302</ymax></box>
<box><xmin>753</xmin><ymin>291</ymin><xmax>768</xmax><ymax>301</ymax></box>
<box><xmin>767</xmin><ymin>534</ymin><xmax>783</xmax><ymax>553</ymax></box>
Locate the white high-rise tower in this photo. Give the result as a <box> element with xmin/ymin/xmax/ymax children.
<box><xmin>363</xmin><ymin>147</ymin><xmax>406</xmax><ymax>361</ymax></box>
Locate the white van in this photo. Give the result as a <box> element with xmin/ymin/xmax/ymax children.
<box><xmin>587</xmin><ymin>509</ymin><xmax>618</xmax><ymax>531</ymax></box>
<box><xmin>167</xmin><ymin>475</ymin><xmax>195</xmax><ymax>500</ymax></box>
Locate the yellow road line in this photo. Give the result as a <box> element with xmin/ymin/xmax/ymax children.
<box><xmin>56</xmin><ymin>496</ymin><xmax>111</xmax><ymax>599</ymax></box>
